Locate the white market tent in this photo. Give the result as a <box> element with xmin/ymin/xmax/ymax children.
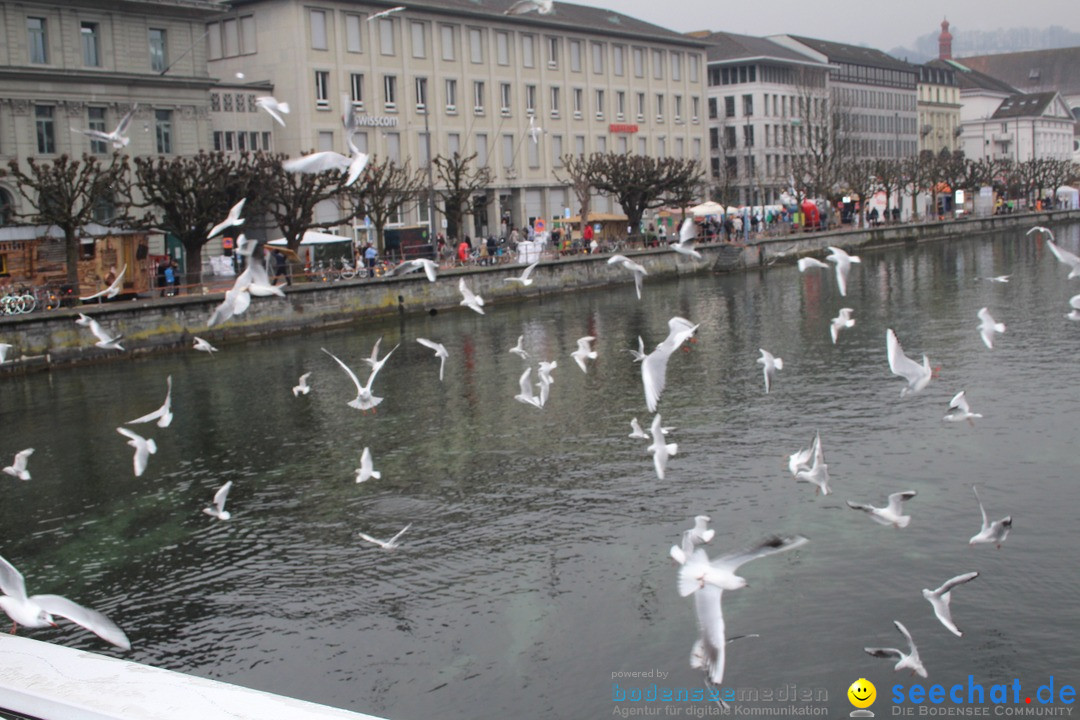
<box><xmin>266</xmin><ymin>230</ymin><xmax>353</xmax><ymax>246</ymax></box>
<box><xmin>1056</xmin><ymin>186</ymin><xmax>1079</xmax><ymax>210</ymax></box>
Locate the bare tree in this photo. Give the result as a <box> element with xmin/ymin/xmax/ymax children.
<box><xmin>554</xmin><ymin>153</ymin><xmax>595</xmax><ymax>225</ymax></box>
<box><xmin>432</xmin><ymin>152</ymin><xmax>492</xmax><ymax>241</ymax></box>
<box><xmin>904</xmin><ymin>151</ymin><xmax>935</xmax><ymax>221</ymax></box>
<box><xmin>257</xmin><ymin>152</ymin><xmax>362</xmax><ymax>254</ymax></box>
<box><xmin>871</xmin><ymin>158</ymin><xmax>904</xmax><ymax>222</ymax></box>
<box><xmin>785</xmin><ymin>66</ymin><xmax>850</xmax><ymax>202</ymax></box>
<box><xmin>840</xmin><ymin>158</ymin><xmax>877</xmax><ymax>228</ymax></box>
<box><xmin>1</xmin><ymin>154</ymin><xmax>131</xmax><ymax>294</ymax></box>
<box><xmin>352</xmin><ymin>157</ymin><xmax>424</xmax><ymax>257</ymax></box>
<box><xmin>588</xmin><ymin>153</ymin><xmax>704</xmax><ymax>237</ymax></box>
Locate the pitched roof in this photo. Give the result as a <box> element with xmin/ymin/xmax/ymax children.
<box><xmin>991</xmin><ymin>92</ymin><xmax>1061</xmax><ymax>119</ymax></box>
<box><xmin>226</xmin><ymin>0</ymin><xmax>706</xmax><ymax>47</ymax></box>
<box><xmin>697</xmin><ymin>31</ymin><xmax>823</xmax><ymax>65</ymax></box>
<box><xmin>926</xmin><ymin>58</ymin><xmax>1019</xmax><ymax>94</ymax></box>
<box><xmin>784</xmin><ymin>34</ymin><xmax>916</xmax><ymax>73</ymax></box>
<box><xmin>958</xmin><ymin>47</ymin><xmax>1080</xmax><ymax>97</ymax></box>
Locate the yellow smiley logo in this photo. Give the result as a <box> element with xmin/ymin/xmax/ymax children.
<box><xmin>848</xmin><ymin>678</ymin><xmax>876</xmax><ymax>709</ymax></box>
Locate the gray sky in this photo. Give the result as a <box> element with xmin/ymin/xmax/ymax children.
<box><xmin>578</xmin><ymin>0</ymin><xmax>1080</xmax><ymax>54</ymax></box>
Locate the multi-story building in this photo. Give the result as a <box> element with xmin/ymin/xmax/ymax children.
<box><xmin>0</xmin><ymin>0</ymin><xmax>223</xmax><ymax>220</ymax></box>
<box><xmin>210</xmin><ymin>0</ymin><xmax>709</xmax><ymax>239</ymax></box>
<box><xmin>962</xmin><ymin>91</ymin><xmax>1075</xmax><ymax>163</ymax></box>
<box><xmin>697</xmin><ymin>30</ymin><xmax>830</xmax><ymax>206</ymax></box>
<box><xmin>770</xmin><ymin>34</ymin><xmax>920</xmax><ymax>161</ymax></box>
<box><xmin>917</xmin><ymin>64</ymin><xmax>961</xmax><ymax>155</ymax></box>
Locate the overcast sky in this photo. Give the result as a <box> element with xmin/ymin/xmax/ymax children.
<box><xmin>578</xmin><ymin>0</ymin><xmax>1080</xmax><ymax>53</ymax></box>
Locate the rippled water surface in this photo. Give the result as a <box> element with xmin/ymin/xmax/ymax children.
<box><xmin>1</xmin><ymin>224</ymin><xmax>1079</xmax><ymax>718</ymax></box>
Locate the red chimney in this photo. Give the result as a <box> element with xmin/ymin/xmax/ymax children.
<box><xmin>939</xmin><ymin>18</ymin><xmax>953</xmax><ymax>60</ymax></box>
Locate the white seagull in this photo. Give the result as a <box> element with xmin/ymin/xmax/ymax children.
<box><xmin>416</xmin><ymin>338</ymin><xmax>449</xmax><ymax>381</ymax></box>
<box><xmin>830</xmin><ymin>308</ymin><xmax>855</xmax><ymax>344</ymax></box>
<box><xmin>0</xmin><ymin>343</ymin><xmax>12</xmax><ymax>363</ymax></box>
<box><xmin>794</xmin><ymin>432</ymin><xmax>831</xmax><ymax>495</ymax></box>
<box><xmin>202</xmin><ymin>481</ymin><xmax>233</xmax><ymax>520</ymax></box>
<box><xmin>459</xmin><ymin>279</ymin><xmax>485</xmax><ymax>315</ymax></box>
<box><xmin>886</xmin><ymin>328</ymin><xmax>932</xmax><ymax>397</ymax></box>
<box><xmin>207</xmin><ymin>237</ymin><xmax>286</xmax><ymax>328</ymax></box>
<box><xmin>847</xmin><ymin>491</ymin><xmax>918</xmax><ymax>528</ymax></box>
<box><xmin>678</xmin><ymin>535</ymin><xmax>809</xmax><ymax>596</ymax></box>
<box><xmin>2</xmin><ymin>449</ymin><xmax>34</xmax><ymax>481</ymax></box>
<box><xmin>79</xmin><ymin>264</ymin><xmax>127</xmax><ymax>301</ymax></box>
<box><xmin>322</xmin><ymin>347</ymin><xmax>390</xmax><ymax>412</ymax></box>
<box><xmin>672</xmin><ymin>218</ymin><xmax>702</xmax><ymax>259</ymax></box>
<box><xmin>796</xmin><ymin>256</ymin><xmax>829</xmax><ymax>272</ymax></box>
<box><xmin>970</xmin><ymin>486</ymin><xmax>1011</xmax><ymax>548</ymax></box>
<box><xmin>787</xmin><ymin>433</ymin><xmax>817</xmax><ymax>478</ymax></box>
<box><xmin>386</xmin><ymin>258</ymin><xmax>439</xmax><ymax>283</ymax></box>
<box><xmin>362</xmin><ymin>338</ymin><xmax>399</xmax><ymax>376</ymax></box>
<box><xmin>630</xmin><ymin>416</ymin><xmax>672</xmax><ymax>440</ymax></box>
<box><xmin>367</xmin><ymin>6</ymin><xmax>406</xmax><ymax>21</ymax></box>
<box><xmin>864</xmin><ymin>620</ymin><xmax>927</xmax><ymax>679</ymax></box>
<box><xmin>514</xmin><ymin>367</ymin><xmax>543</xmax><ymax>408</ymax></box>
<box><xmin>942</xmin><ymin>391</ymin><xmax>981</xmax><ymax>425</ymax></box>
<box><xmin>922</xmin><ymin>571</ymin><xmax>979</xmax><ymax>637</ymax></box>
<box><xmin>571</xmin><ymin>336</ymin><xmax>597</xmax><ymax>373</ymax></box>
<box><xmin>756</xmin><ymin>349</ymin><xmax>783</xmax><ymax>394</ymax></box>
<box><xmin>0</xmin><ymin>554</ymin><xmax>131</xmax><ymax>650</ymax></box>
<box><xmin>976</xmin><ymin>308</ymin><xmax>1005</xmax><ymax>349</ymax></box>
<box><xmin>826</xmin><ymin>246</ymin><xmax>861</xmax><ymax>297</ymax></box>
<box><xmin>76</xmin><ymin>313</ymin><xmax>124</xmax><ymax>351</ymax></box>
<box><xmin>355</xmin><ymin>447</ymin><xmax>381</xmax><ymax>483</ymax></box>
<box><xmin>509</xmin><ymin>335</ymin><xmax>529</xmax><ymax>360</ymax></box>
<box><xmin>70</xmin><ymin>105</ymin><xmax>137</xmax><ymax>150</ymax></box>
<box><xmin>126</xmin><ymin>376</ymin><xmax>173</xmax><ymax>428</ymax></box>
<box><xmin>528</xmin><ymin>115</ymin><xmax>543</xmax><ymax>144</ymax></box>
<box><xmin>292</xmin><ymin>372</ymin><xmax>312</xmax><ymax>397</ymax></box>
<box><xmin>255</xmin><ymin>96</ymin><xmax>290</xmax><ymax>127</ymax></box>
<box><xmin>193</xmin><ymin>336</ymin><xmax>218</xmax><ymax>354</ymax></box>
<box><xmin>282</xmin><ymin>138</ymin><xmax>369</xmax><ymax>188</ymax></box>
<box><xmin>116</xmin><ymin>427</ymin><xmax>157</xmax><ymax>478</ymax></box>
<box><xmin>641</xmin><ymin>317</ymin><xmax>699</xmax><ymax>413</ymax></box>
<box><xmin>208</xmin><ymin>198</ymin><xmax>246</xmax><ymax>239</ymax></box>
<box><xmin>1045</xmin><ymin>240</ymin><xmax>1080</xmax><ymax>279</ymax></box>
<box><xmin>607</xmin><ymin>254</ymin><xmax>648</xmax><ymax>300</ymax></box>
<box><xmin>505</xmin><ymin>0</ymin><xmax>553</xmax><ymax>15</ymax></box>
<box><xmin>1066</xmin><ymin>294</ymin><xmax>1080</xmax><ymax>321</ymax></box>
<box><xmin>646</xmin><ymin>413</ymin><xmax>678</xmax><ymax>480</ymax></box>
<box><xmin>978</xmin><ymin>275</ymin><xmax>1011</xmax><ymax>283</ymax></box>
<box><xmin>689</xmin><ymin>515</ymin><xmax>715</xmax><ymax>545</ymax></box>
<box><xmin>536</xmin><ymin>360</ymin><xmax>557</xmax><ymax>407</ymax></box>
<box><xmin>505</xmin><ymin>260</ymin><xmax>540</xmax><ymax>286</ymax></box>
<box><xmin>626</xmin><ymin>336</ymin><xmax>647</xmax><ymax>363</ymax></box>
<box><xmin>358</xmin><ymin>523</ymin><xmax>411</xmax><ymax>550</ymax></box>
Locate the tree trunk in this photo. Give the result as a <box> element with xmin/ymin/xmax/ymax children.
<box><xmin>182</xmin><ymin>239</ymin><xmax>204</xmax><ymax>291</ymax></box>
<box><xmin>64</xmin><ymin>226</ymin><xmax>81</xmax><ymax>295</ymax></box>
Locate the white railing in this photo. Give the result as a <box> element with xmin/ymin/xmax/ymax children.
<box><xmin>0</xmin><ymin>635</ymin><xmax>388</xmax><ymax>720</ymax></box>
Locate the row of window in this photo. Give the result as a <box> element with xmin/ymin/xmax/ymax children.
<box><xmin>206</xmin><ymin>16</ymin><xmax>256</xmax><ymax>59</ymax></box>
<box><xmin>213</xmin><ymin>131</ymin><xmax>273</xmax><ymax>153</ymax></box>
<box><xmin>304</xmin><ymin>9</ymin><xmax>700</xmax><ymax>83</ymax></box>
<box><xmin>211</xmin><ymin>93</ymin><xmax>260</xmax><ymax>113</ymax></box>
<box><xmin>318</xmin><ymin>71</ymin><xmax>701</xmax><ymax>123</ymax></box>
<box><xmin>838</xmin><ymin>86</ymin><xmax>917</xmax><ymax>112</ymax></box>
<box><xmin>832</xmin><ymin>63</ymin><xmax>917</xmax><ymax>90</ymax></box>
<box><xmin>709</xmin><ymin>93</ymin><xmax>829</xmax><ymax>121</ymax></box>
<box><xmin>31</xmin><ymin>105</ymin><xmax>173</xmax><ymax>155</ymax></box>
<box><xmin>25</xmin><ymin>16</ymin><xmax>168</xmax><ymax>71</ymax></box>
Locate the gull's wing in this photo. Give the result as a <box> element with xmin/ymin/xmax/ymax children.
<box><xmin>416</xmin><ymin>338</ymin><xmax>444</xmax><ymax>355</ymax></box>
<box><xmin>321</xmin><ymin>348</ymin><xmax>364</xmax><ymax>395</ymax></box>
<box><xmin>256</xmin><ymin>97</ymin><xmax>288</xmax><ymax>127</ymax></box>
<box><xmin>520</xmin><ymin>260</ymin><xmax>540</xmax><ymax>281</ymax></box>
<box><xmin>115</xmin><ymin>426</ymin><xmax>144</xmax><ymax>444</ymax></box>
<box><xmin>213</xmin><ymin>481</ymin><xmax>233</xmax><ymax>514</ymax></box>
<box><xmin>972</xmin><ymin>486</ymin><xmax>989</xmax><ymax>531</ymax></box>
<box><xmin>1046</xmin><ymin>240</ymin><xmax>1079</xmax><ymax>267</ymax></box>
<box><xmin>846</xmin><ymin>500</ymin><xmax>876</xmax><ymax>514</ymax></box>
<box><xmin>575</xmin><ymin>336</ymin><xmax>595</xmax><ymax>353</ymax></box>
<box><xmin>11</xmin><ymin>449</ymin><xmax>34</xmax><ymax>473</ymax></box>
<box><xmin>208</xmin><ymin>199</ymin><xmax>245</xmax><ymax>239</ymax></box>
<box><xmin>864</xmin><ymin>647</ymin><xmax>903</xmax><ymax>661</ymax></box>
<box><xmin>949</xmin><ymin>391</ymin><xmax>970</xmax><ymax>415</ymax></box>
<box><xmin>114</xmin><ymin>106</ymin><xmax>137</xmax><ymax>136</ymax></box>
<box><xmin>386</xmin><ymin>523</ymin><xmax>412</xmax><ymax>545</ymax></box>
<box><xmin>711</xmin><ymin>535</ymin><xmax>809</xmax><ymax>575</ymax></box>
<box><xmin>364</xmin><ymin>344</ymin><xmax>397</xmax><ymax>389</ymax></box>
<box><xmin>797</xmin><ymin>257</ymin><xmax>829</xmax><ymax>271</ymax></box>
<box><xmin>357</xmin><ymin>532</ymin><xmax>388</xmax><ymax>548</ymax></box>
<box><xmin>0</xmin><ymin>555</ymin><xmax>28</xmax><ymax>602</ymax></box>
<box><xmin>420</xmin><ymin>259</ymin><xmax>438</xmax><ymax>283</ymax></box>
<box><xmin>692</xmin><ymin>583</ymin><xmax>727</xmax><ymax>684</ymax></box>
<box><xmin>34</xmin><ymin>595</ymin><xmax>131</xmax><ymax>650</ymax></box>
<box><xmin>641</xmin><ymin>346</ymin><xmax>673</xmax><ymax>413</ymax></box>
<box><xmin>679</xmin><ymin>218</ymin><xmax>697</xmax><ymax>244</ymax></box>
<box><xmin>885</xmin><ymin>491</ymin><xmax>917</xmax><ymax>515</ymax></box>
<box><xmin>894</xmin><ymin>620</ymin><xmax>917</xmax><ymax>653</ymax></box>
<box><xmin>365</xmin><ymin>337</ymin><xmax>384</xmax><ymax>367</ymax></box>
<box><xmin>283</xmin><ymin>151</ymin><xmax>351</xmax><ymax>174</ymax></box>
<box><xmin>385</xmin><ymin>259</ymin><xmax>419</xmax><ymax>277</ymax></box>
<box><xmin>931</xmin><ymin>571</ymin><xmax>979</xmax><ymax>597</ymax></box>
<box><xmin>886</xmin><ymin>329</ymin><xmax>925</xmax><ymax>380</ymax></box>
<box><xmin>345</xmin><ymin>151</ymin><xmax>370</xmax><ymax>187</ymax></box>
<box><xmin>517</xmin><ymin>367</ymin><xmax>534</xmax><ymax>396</ymax></box>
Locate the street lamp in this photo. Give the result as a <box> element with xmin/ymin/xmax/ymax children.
<box><xmin>423</xmin><ymin>107</ymin><xmax>437</xmax><ymax>248</ymax></box>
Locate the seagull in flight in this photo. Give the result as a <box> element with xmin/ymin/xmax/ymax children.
<box><xmin>367</xmin><ymin>6</ymin><xmax>405</xmax><ymax>21</ymax></box>
<box><xmin>830</xmin><ymin>308</ymin><xmax>855</xmax><ymax>344</ymax></box>
<box><xmin>647</xmin><ymin>413</ymin><xmax>678</xmax><ymax>480</ymax></box>
<box><xmin>505</xmin><ymin>0</ymin><xmax>553</xmax><ymax>15</ymax></box>
<box><xmin>202</xmin><ymin>481</ymin><xmax>233</xmax><ymax>520</ymax></box>
<box><xmin>641</xmin><ymin>317</ymin><xmax>699</xmax><ymax>412</ymax></box>
<box><xmin>788</xmin><ymin>433</ymin><xmax>817</xmax><ymax>478</ymax></box>
<box><xmin>0</xmin><ymin>554</ymin><xmax>131</xmax><ymax>650</ymax></box>
<box><xmin>70</xmin><ymin>105</ymin><xmax>137</xmax><ymax>149</ymax></box>
<box><xmin>796</xmin><ymin>256</ymin><xmax>829</xmax><ymax>272</ymax></box>
<box><xmin>528</xmin><ymin>115</ymin><xmax>543</xmax><ymax>144</ymax></box>
<box><xmin>386</xmin><ymin>258</ymin><xmax>438</xmax><ymax>282</ymax></box>
<box><xmin>255</xmin><ymin>96</ymin><xmax>290</xmax><ymax>127</ymax></box>
<box><xmin>514</xmin><ymin>367</ymin><xmax>543</xmax><ymax>408</ymax></box>
<box><xmin>459</xmin><ymin>279</ymin><xmax>485</xmax><ymax>314</ymax></box>
<box><xmin>672</xmin><ymin>218</ymin><xmax>702</xmax><ymax>259</ymax></box>
<box><xmin>978</xmin><ymin>275</ymin><xmax>1010</xmax><ymax>283</ymax></box>
<box><xmin>362</xmin><ymin>338</ymin><xmax>399</xmax><ymax>376</ymax></box>
<box><xmin>79</xmin><ymin>264</ymin><xmax>127</xmax><ymax>301</ymax></box>
<box><xmin>756</xmin><ymin>349</ymin><xmax>783</xmax><ymax>394</ymax></box>
<box><xmin>976</xmin><ymin>308</ymin><xmax>1005</xmax><ymax>349</ymax></box>
<box><xmin>358</xmin><ymin>523</ymin><xmax>411</xmax><ymax>550</ymax></box>
<box><xmin>116</xmin><ymin>427</ymin><xmax>157</xmax><ymax>478</ymax></box>
<box><xmin>505</xmin><ymin>260</ymin><xmax>540</xmax><ymax>286</ymax></box>
<box><xmin>1045</xmin><ymin>241</ymin><xmax>1080</xmax><ymax>279</ymax></box>
<box><xmin>794</xmin><ymin>432</ymin><xmax>830</xmax><ymax>495</ymax></box>
<box><xmin>207</xmin><ymin>237</ymin><xmax>285</xmax><ymax>327</ymax></box>
<box><xmin>322</xmin><ymin>347</ymin><xmax>390</xmax><ymax>411</ymax></box>
<box><xmin>509</xmin><ymin>335</ymin><xmax>529</xmax><ymax>360</ymax></box>
<box><xmin>923</xmin><ymin>571</ymin><xmax>979</xmax><ymax>637</ymax></box>
<box><xmin>193</xmin><ymin>336</ymin><xmax>218</xmax><ymax>354</ymax></box>
<box><xmin>942</xmin><ymin>390</ymin><xmax>981</xmax><ymax>425</ymax></box>
<box><xmin>292</xmin><ymin>372</ymin><xmax>312</xmax><ymax>397</ymax></box>
<box><xmin>826</xmin><ymin>246</ymin><xmax>861</xmax><ymax>296</ymax></box>
<box><xmin>970</xmin><ymin>486</ymin><xmax>1011</xmax><ymax>548</ymax></box>
<box><xmin>127</xmin><ymin>375</ymin><xmax>173</xmax><ymax>428</ymax></box>
<box><xmin>607</xmin><ymin>255</ymin><xmax>648</xmax><ymax>300</ymax></box>
<box><xmin>688</xmin><ymin>515</ymin><xmax>715</xmax><ymax>545</ymax></box>
<box><xmin>2</xmin><ymin>449</ymin><xmax>34</xmax><ymax>481</ymax></box>
<box><xmin>1066</xmin><ymin>294</ymin><xmax>1080</xmax><ymax>321</ymax></box>
<box><xmin>571</xmin><ymin>336</ymin><xmax>597</xmax><ymax>373</ymax></box>
<box><xmin>847</xmin><ymin>491</ymin><xmax>918</xmax><ymax>528</ymax></box>
<box><xmin>75</xmin><ymin>314</ymin><xmax>124</xmax><ymax>351</ymax></box>
<box><xmin>355</xmin><ymin>447</ymin><xmax>381</xmax><ymax>483</ymax></box>
<box><xmin>416</xmin><ymin>338</ymin><xmax>449</xmax><ymax>381</ymax></box>
<box><xmin>208</xmin><ymin>198</ymin><xmax>246</xmax><ymax>240</ymax></box>
<box><xmin>864</xmin><ymin>620</ymin><xmax>927</xmax><ymax>679</ymax></box>
<box><xmin>535</xmin><ymin>360</ymin><xmax>557</xmax><ymax>407</ymax></box>
<box><xmin>886</xmin><ymin>328</ymin><xmax>932</xmax><ymax>397</ymax></box>
<box><xmin>282</xmin><ymin>138</ymin><xmax>369</xmax><ymax>188</ymax></box>
<box><xmin>678</xmin><ymin>535</ymin><xmax>809</xmax><ymax>596</ymax></box>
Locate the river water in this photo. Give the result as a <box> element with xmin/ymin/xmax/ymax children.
<box><xmin>1</xmin><ymin>223</ymin><xmax>1078</xmax><ymax>718</ymax></box>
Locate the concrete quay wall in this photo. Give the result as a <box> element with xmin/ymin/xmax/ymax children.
<box><xmin>1</xmin><ymin>209</ymin><xmax>1076</xmax><ymax>372</ymax></box>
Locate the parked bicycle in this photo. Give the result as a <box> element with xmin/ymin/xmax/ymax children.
<box><xmin>1</xmin><ymin>288</ymin><xmax>36</xmax><ymax>315</ymax></box>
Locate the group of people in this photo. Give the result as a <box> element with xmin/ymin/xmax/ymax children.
<box><xmin>155</xmin><ymin>258</ymin><xmax>180</xmax><ymax>297</ymax></box>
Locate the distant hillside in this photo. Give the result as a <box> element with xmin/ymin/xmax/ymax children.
<box><xmin>889</xmin><ymin>25</ymin><xmax>1080</xmax><ymax>63</ymax></box>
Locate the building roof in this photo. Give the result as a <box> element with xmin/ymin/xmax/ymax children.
<box><xmin>991</xmin><ymin>92</ymin><xmax>1061</xmax><ymax>119</ymax></box>
<box><xmin>226</xmin><ymin>0</ymin><xmax>707</xmax><ymax>47</ymax></box>
<box><xmin>926</xmin><ymin>58</ymin><xmax>1019</xmax><ymax>94</ymax></box>
<box><xmin>784</xmin><ymin>35</ymin><xmax>916</xmax><ymax>73</ymax></box>
<box><xmin>919</xmin><ymin>64</ymin><xmax>957</xmax><ymax>87</ymax></box>
<box><xmin>696</xmin><ymin>31</ymin><xmax>822</xmax><ymax>65</ymax></box>
<box><xmin>958</xmin><ymin>47</ymin><xmax>1080</xmax><ymax>97</ymax></box>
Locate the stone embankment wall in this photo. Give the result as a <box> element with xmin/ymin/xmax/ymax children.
<box><xmin>2</xmin><ymin>209</ymin><xmax>1076</xmax><ymax>372</ymax></box>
